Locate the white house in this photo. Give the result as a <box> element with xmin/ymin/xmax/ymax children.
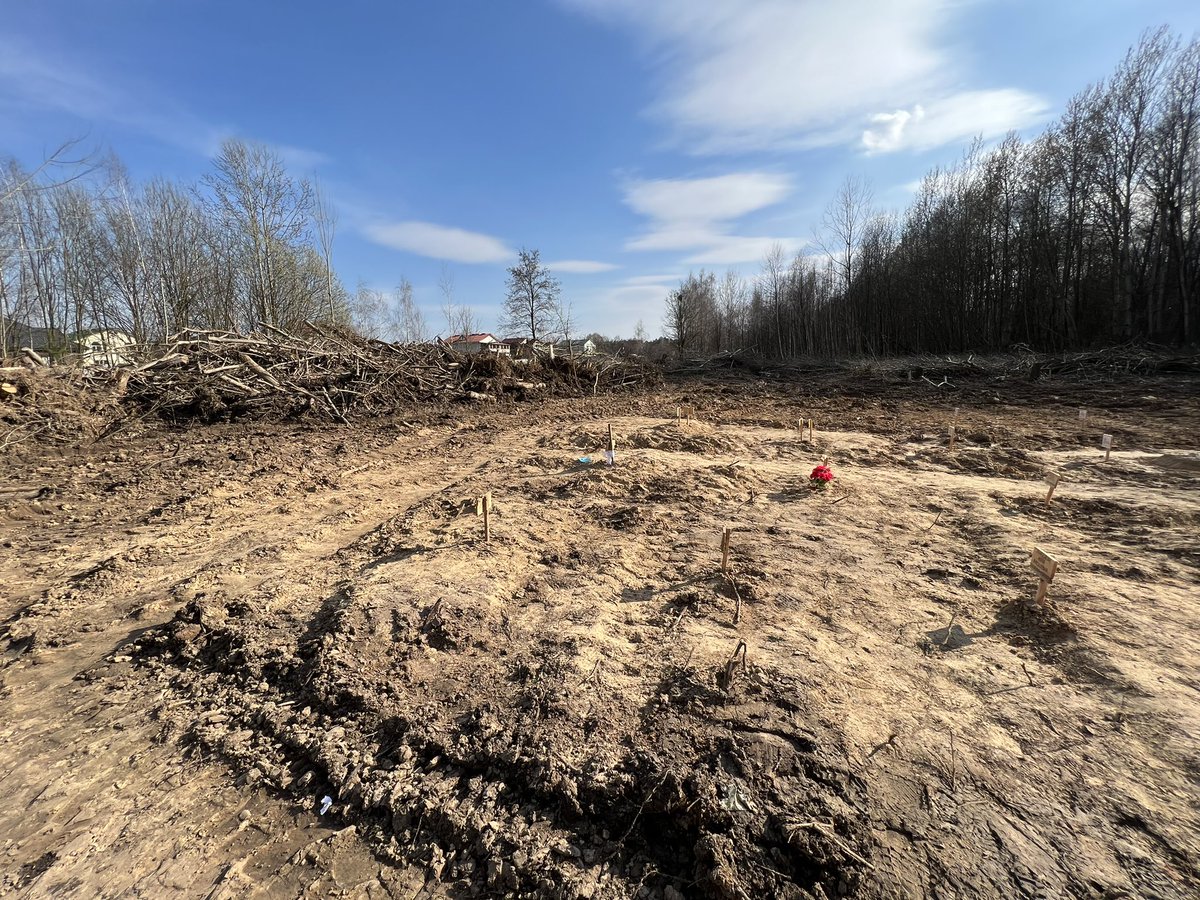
<box><xmin>73</xmin><ymin>329</ymin><xmax>136</xmax><ymax>366</ymax></box>
<box><xmin>446</xmin><ymin>333</ymin><xmax>511</xmax><ymax>356</ymax></box>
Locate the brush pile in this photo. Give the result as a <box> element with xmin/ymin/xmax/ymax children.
<box><xmin>100</xmin><ymin>324</ymin><xmax>659</xmax><ymax>422</ymax></box>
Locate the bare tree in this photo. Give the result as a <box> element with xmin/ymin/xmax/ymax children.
<box><xmin>351</xmin><ymin>280</ymin><xmax>388</xmax><ymax>338</ymax></box>
<box><xmin>555</xmin><ymin>297</ymin><xmax>576</xmax><ymax>356</ymax></box>
<box><xmin>501</xmin><ymin>248</ymin><xmax>559</xmax><ymax>344</ymax></box>
<box><xmin>438</xmin><ymin>264</ymin><xmax>456</xmax><ymax>338</ymax></box>
<box><xmin>664</xmin><ymin>270</ymin><xmax>717</xmax><ymax>352</ymax></box>
<box><xmin>818</xmin><ymin>175</ymin><xmax>875</xmax><ymax>292</ymax></box>
<box><xmin>203</xmin><ymin>138</ymin><xmax>314</xmax><ymax>328</ymax></box>
<box><xmin>313</xmin><ymin>184</ymin><xmax>337</xmax><ymax>322</ymax></box>
<box><xmin>389</xmin><ymin>277</ymin><xmax>427</xmax><ymax>343</ymax></box>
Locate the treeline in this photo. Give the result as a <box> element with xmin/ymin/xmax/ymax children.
<box><xmin>666</xmin><ymin>28</ymin><xmax>1200</xmax><ymax>357</ymax></box>
<box><xmin>0</xmin><ymin>138</ymin><xmax>361</xmax><ymax>355</ymax></box>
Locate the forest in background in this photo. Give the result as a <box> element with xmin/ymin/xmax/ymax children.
<box><xmin>665</xmin><ymin>28</ymin><xmax>1200</xmax><ymax>356</ymax></box>
<box><xmin>3</xmin><ymin>28</ymin><xmax>1198</xmax><ymax>361</ymax></box>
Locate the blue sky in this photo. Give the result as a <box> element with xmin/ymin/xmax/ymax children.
<box><xmin>3</xmin><ymin>0</ymin><xmax>1198</xmax><ymax>338</ymax></box>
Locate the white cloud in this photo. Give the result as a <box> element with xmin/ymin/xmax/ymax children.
<box><xmin>862</xmin><ymin>90</ymin><xmax>1049</xmax><ymax>153</ymax></box>
<box><xmin>621</xmin><ymin>172</ymin><xmax>801</xmax><ymax>264</ymax></box>
<box><xmin>862</xmin><ymin>107</ymin><xmax>926</xmax><ymax>154</ymax></box>
<box><xmin>363</xmin><ymin>221</ymin><xmax>513</xmax><ymax>264</ymax></box>
<box><xmin>684</xmin><ymin>235</ymin><xmax>803</xmax><ymax>266</ymax></box>
<box><xmin>624</xmin><ymin>172</ymin><xmax>793</xmax><ymax>222</ymax></box>
<box><xmin>545</xmin><ymin>259</ymin><xmax>620</xmax><ymax>273</ymax></box>
<box><xmin>560</xmin><ymin>0</ymin><xmax>1048</xmax><ymax>153</ymax></box>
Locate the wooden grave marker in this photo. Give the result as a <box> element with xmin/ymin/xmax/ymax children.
<box><xmin>1101</xmin><ymin>433</ymin><xmax>1113</xmax><ymax>462</ymax></box>
<box><xmin>948</xmin><ymin>424</ymin><xmax>957</xmax><ymax>451</ymax></box>
<box><xmin>1078</xmin><ymin>407</ymin><xmax>1087</xmax><ymax>423</ymax></box>
<box><xmin>1044</xmin><ymin>471</ymin><xmax>1061</xmax><ymax>506</ymax></box>
<box><xmin>720</xmin><ymin>527</ymin><xmax>732</xmax><ymax>574</ymax></box>
<box><xmin>476</xmin><ymin>492</ymin><xmax>493</xmax><ymax>543</ymax></box>
<box><xmin>1030</xmin><ymin>546</ymin><xmax>1059</xmax><ymax>606</ymax></box>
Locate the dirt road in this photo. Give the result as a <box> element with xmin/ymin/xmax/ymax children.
<box><xmin>2</xmin><ymin>376</ymin><xmax>1198</xmax><ymax>898</ymax></box>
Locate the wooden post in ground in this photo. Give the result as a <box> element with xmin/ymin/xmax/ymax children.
<box><xmin>721</xmin><ymin>527</ymin><xmax>732</xmax><ymax>574</ymax></box>
<box><xmin>1030</xmin><ymin>547</ymin><xmax>1059</xmax><ymax>606</ymax></box>
<box><xmin>808</xmin><ymin>418</ymin><xmax>815</xmax><ymax>438</ymax></box>
<box><xmin>481</xmin><ymin>493</ymin><xmax>493</xmax><ymax>543</ymax></box>
<box><xmin>1102</xmin><ymin>433</ymin><xmax>1113</xmax><ymax>462</ymax></box>
<box><xmin>607</xmin><ymin>424</ymin><xmax>616</xmax><ymax>466</ymax></box>
<box><xmin>1044</xmin><ymin>472</ymin><xmax>1061</xmax><ymax>507</ymax></box>
<box><xmin>948</xmin><ymin>424</ymin><xmax>957</xmax><ymax>451</ymax></box>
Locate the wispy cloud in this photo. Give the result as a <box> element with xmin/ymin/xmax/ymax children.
<box><xmin>0</xmin><ymin>35</ymin><xmax>329</xmax><ymax>169</ymax></box>
<box><xmin>0</xmin><ymin>35</ymin><xmax>223</xmax><ymax>156</ymax></box>
<box><xmin>364</xmin><ymin>221</ymin><xmax>514</xmax><ymax>264</ymax></box>
<box><xmin>561</xmin><ymin>0</ymin><xmax>1047</xmax><ymax>154</ymax></box>
<box><xmin>862</xmin><ymin>90</ymin><xmax>1049</xmax><ymax>153</ymax></box>
<box><xmin>622</xmin><ymin>172</ymin><xmax>802</xmax><ymax>264</ymax></box>
<box><xmin>546</xmin><ymin>259</ymin><xmax>620</xmax><ymax>273</ymax></box>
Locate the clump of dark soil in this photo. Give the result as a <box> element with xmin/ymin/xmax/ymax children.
<box><xmin>135</xmin><ymin>587</ymin><xmax>871</xmax><ymax>899</ymax></box>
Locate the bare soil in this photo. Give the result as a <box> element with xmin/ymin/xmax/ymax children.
<box><xmin>2</xmin><ymin>370</ymin><xmax>1198</xmax><ymax>899</ymax></box>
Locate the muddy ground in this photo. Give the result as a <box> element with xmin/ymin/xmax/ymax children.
<box><xmin>2</xmin><ymin>367</ymin><xmax>1198</xmax><ymax>899</ymax></box>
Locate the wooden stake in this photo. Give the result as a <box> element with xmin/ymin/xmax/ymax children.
<box><xmin>808</xmin><ymin>418</ymin><xmax>815</xmax><ymax>437</ymax></box>
<box><xmin>720</xmin><ymin>527</ymin><xmax>731</xmax><ymax>574</ymax></box>
<box><xmin>1101</xmin><ymin>433</ymin><xmax>1113</xmax><ymax>462</ymax></box>
<box><xmin>1030</xmin><ymin>546</ymin><xmax>1058</xmax><ymax>606</ymax></box>
<box><xmin>948</xmin><ymin>424</ymin><xmax>957</xmax><ymax>451</ymax></box>
<box><xmin>1044</xmin><ymin>471</ymin><xmax>1061</xmax><ymax>506</ymax></box>
<box><xmin>607</xmin><ymin>423</ymin><xmax>616</xmax><ymax>465</ymax></box>
<box><xmin>1078</xmin><ymin>407</ymin><xmax>1087</xmax><ymax>423</ymax></box>
<box><xmin>482</xmin><ymin>492</ymin><xmax>492</xmax><ymax>543</ymax></box>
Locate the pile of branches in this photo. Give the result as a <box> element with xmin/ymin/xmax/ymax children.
<box><xmin>535</xmin><ymin>352</ymin><xmax>663</xmax><ymax>395</ymax></box>
<box><xmin>1032</xmin><ymin>344</ymin><xmax>1200</xmax><ymax>379</ymax></box>
<box><xmin>99</xmin><ymin>325</ymin><xmax>480</xmax><ymax>422</ymax></box>
<box><xmin>98</xmin><ymin>324</ymin><xmax>660</xmax><ymax>423</ymax></box>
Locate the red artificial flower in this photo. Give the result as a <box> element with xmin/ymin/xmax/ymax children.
<box><xmin>810</xmin><ymin>464</ymin><xmax>834</xmax><ymax>483</ymax></box>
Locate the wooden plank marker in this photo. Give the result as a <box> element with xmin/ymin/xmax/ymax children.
<box><xmin>1044</xmin><ymin>471</ymin><xmax>1061</xmax><ymax>506</ymax></box>
<box><xmin>606</xmin><ymin>423</ymin><xmax>616</xmax><ymax>466</ymax></box>
<box><xmin>1030</xmin><ymin>546</ymin><xmax>1059</xmax><ymax>606</ymax></box>
<box><xmin>720</xmin><ymin>527</ymin><xmax>732</xmax><ymax>574</ymax></box>
<box><xmin>476</xmin><ymin>492</ymin><xmax>493</xmax><ymax>543</ymax></box>
<box><xmin>682</xmin><ymin>404</ymin><xmax>695</xmax><ymax>422</ymax></box>
<box><xmin>808</xmin><ymin>418</ymin><xmax>815</xmax><ymax>438</ymax></box>
<box><xmin>1078</xmin><ymin>407</ymin><xmax>1087</xmax><ymax>423</ymax></box>
<box><xmin>948</xmin><ymin>424</ymin><xmax>957</xmax><ymax>451</ymax></box>
<box><xmin>1101</xmin><ymin>433</ymin><xmax>1113</xmax><ymax>462</ymax></box>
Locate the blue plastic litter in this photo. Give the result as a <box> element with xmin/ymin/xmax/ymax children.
<box><xmin>319</xmin><ymin>795</ymin><xmax>333</xmax><ymax>815</ymax></box>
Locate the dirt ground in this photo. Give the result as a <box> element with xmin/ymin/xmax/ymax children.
<box><xmin>2</xmin><ymin>369</ymin><xmax>1198</xmax><ymax>899</ymax></box>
